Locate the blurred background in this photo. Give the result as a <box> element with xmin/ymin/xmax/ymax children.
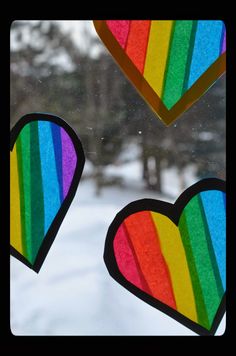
<box><xmin>10</xmin><ymin>20</ymin><xmax>226</xmax><ymax>335</ymax></box>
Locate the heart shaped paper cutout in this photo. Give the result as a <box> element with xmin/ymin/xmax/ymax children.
<box><xmin>94</xmin><ymin>20</ymin><xmax>226</xmax><ymax>125</ymax></box>
<box><xmin>10</xmin><ymin>113</ymin><xmax>85</xmax><ymax>272</ymax></box>
<box><xmin>104</xmin><ymin>179</ymin><xmax>226</xmax><ymax>335</ymax></box>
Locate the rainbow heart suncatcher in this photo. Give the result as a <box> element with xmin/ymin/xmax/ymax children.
<box><xmin>10</xmin><ymin>113</ymin><xmax>85</xmax><ymax>272</ymax></box>
<box><xmin>94</xmin><ymin>20</ymin><xmax>226</xmax><ymax>126</ymax></box>
<box><xmin>104</xmin><ymin>179</ymin><xmax>226</xmax><ymax>335</ymax></box>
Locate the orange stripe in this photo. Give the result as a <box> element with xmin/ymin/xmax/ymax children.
<box><xmin>125</xmin><ymin>20</ymin><xmax>151</xmax><ymax>74</ymax></box>
<box><xmin>124</xmin><ymin>211</ymin><xmax>176</xmax><ymax>309</ymax></box>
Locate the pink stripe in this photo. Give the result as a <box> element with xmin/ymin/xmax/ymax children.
<box><xmin>61</xmin><ymin>128</ymin><xmax>77</xmax><ymax>198</ymax></box>
<box><xmin>106</xmin><ymin>20</ymin><xmax>130</xmax><ymax>48</ymax></box>
<box><xmin>114</xmin><ymin>224</ymin><xmax>148</xmax><ymax>292</ymax></box>
<box><xmin>221</xmin><ymin>30</ymin><xmax>226</xmax><ymax>54</ymax></box>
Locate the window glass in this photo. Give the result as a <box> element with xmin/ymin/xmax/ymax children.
<box><xmin>10</xmin><ymin>20</ymin><xmax>226</xmax><ymax>335</ymax></box>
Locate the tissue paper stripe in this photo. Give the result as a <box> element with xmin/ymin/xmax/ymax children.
<box><xmin>124</xmin><ymin>211</ymin><xmax>177</xmax><ymax>309</ymax></box>
<box><xmin>61</xmin><ymin>129</ymin><xmax>77</xmax><ymax>198</ymax></box>
<box><xmin>10</xmin><ymin>145</ymin><xmax>23</xmax><ymax>254</ymax></box>
<box><xmin>126</xmin><ymin>20</ymin><xmax>151</xmax><ymax>73</ymax></box>
<box><xmin>38</xmin><ymin>121</ymin><xmax>61</xmax><ymax>234</ymax></box>
<box><xmin>15</xmin><ymin>136</ymin><xmax>27</xmax><ymax>257</ymax></box>
<box><xmin>106</xmin><ymin>20</ymin><xmax>130</xmax><ymax>48</ymax></box>
<box><xmin>18</xmin><ymin>125</ymin><xmax>32</xmax><ymax>260</ymax></box>
<box><xmin>178</xmin><ymin>213</ymin><xmax>210</xmax><ymax>329</ymax></box>
<box><xmin>200</xmin><ymin>191</ymin><xmax>226</xmax><ymax>290</ymax></box>
<box><xmin>51</xmin><ymin>123</ymin><xmax>64</xmax><ymax>202</ymax></box>
<box><xmin>220</xmin><ymin>27</ymin><xmax>226</xmax><ymax>54</ymax></box>
<box><xmin>113</xmin><ymin>224</ymin><xmax>150</xmax><ymax>293</ymax></box>
<box><xmin>151</xmin><ymin>212</ymin><xmax>198</xmax><ymax>322</ymax></box>
<box><xmin>162</xmin><ymin>20</ymin><xmax>195</xmax><ymax>109</ymax></box>
<box><xmin>181</xmin><ymin>196</ymin><xmax>222</xmax><ymax>326</ymax></box>
<box><xmin>187</xmin><ymin>20</ymin><xmax>223</xmax><ymax>89</ymax></box>
<box><xmin>30</xmin><ymin>121</ymin><xmax>45</xmax><ymax>263</ymax></box>
<box><xmin>144</xmin><ymin>20</ymin><xmax>173</xmax><ymax>97</ymax></box>
<box><xmin>197</xmin><ymin>197</ymin><xmax>224</xmax><ymax>298</ymax></box>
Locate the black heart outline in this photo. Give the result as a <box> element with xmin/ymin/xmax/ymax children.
<box><xmin>104</xmin><ymin>178</ymin><xmax>226</xmax><ymax>336</ymax></box>
<box><xmin>10</xmin><ymin>112</ymin><xmax>85</xmax><ymax>273</ymax></box>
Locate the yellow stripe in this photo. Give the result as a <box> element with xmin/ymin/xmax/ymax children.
<box><xmin>10</xmin><ymin>146</ymin><xmax>23</xmax><ymax>254</ymax></box>
<box><xmin>144</xmin><ymin>20</ymin><xmax>173</xmax><ymax>98</ymax></box>
<box><xmin>151</xmin><ymin>212</ymin><xmax>197</xmax><ymax>322</ymax></box>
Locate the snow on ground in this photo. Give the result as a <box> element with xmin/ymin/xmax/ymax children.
<box><xmin>10</xmin><ymin>169</ymin><xmax>225</xmax><ymax>335</ymax></box>
<box><xmin>104</xmin><ymin>160</ymin><xmax>197</xmax><ymax>199</ymax></box>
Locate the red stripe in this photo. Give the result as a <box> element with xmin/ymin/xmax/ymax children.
<box><xmin>114</xmin><ymin>224</ymin><xmax>150</xmax><ymax>293</ymax></box>
<box><xmin>125</xmin><ymin>20</ymin><xmax>151</xmax><ymax>73</ymax></box>
<box><xmin>106</xmin><ymin>20</ymin><xmax>131</xmax><ymax>49</ymax></box>
<box><xmin>124</xmin><ymin>211</ymin><xmax>177</xmax><ymax>309</ymax></box>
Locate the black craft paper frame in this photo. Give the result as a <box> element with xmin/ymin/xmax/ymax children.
<box><xmin>10</xmin><ymin>112</ymin><xmax>85</xmax><ymax>273</ymax></box>
<box><xmin>104</xmin><ymin>178</ymin><xmax>226</xmax><ymax>336</ymax></box>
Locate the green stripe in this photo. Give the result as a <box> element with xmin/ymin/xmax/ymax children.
<box><xmin>160</xmin><ymin>20</ymin><xmax>176</xmax><ymax>102</ymax></box>
<box><xmin>182</xmin><ymin>196</ymin><xmax>221</xmax><ymax>327</ymax></box>
<box><xmin>30</xmin><ymin>121</ymin><xmax>45</xmax><ymax>264</ymax></box>
<box><xmin>198</xmin><ymin>195</ymin><xmax>224</xmax><ymax>298</ymax></box>
<box><xmin>16</xmin><ymin>137</ymin><xmax>27</xmax><ymax>258</ymax></box>
<box><xmin>182</xmin><ymin>20</ymin><xmax>198</xmax><ymax>95</ymax></box>
<box><xmin>179</xmin><ymin>213</ymin><xmax>209</xmax><ymax>329</ymax></box>
<box><xmin>19</xmin><ymin>125</ymin><xmax>33</xmax><ymax>263</ymax></box>
<box><xmin>162</xmin><ymin>20</ymin><xmax>194</xmax><ymax>109</ymax></box>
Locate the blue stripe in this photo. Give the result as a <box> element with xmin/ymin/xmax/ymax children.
<box><xmin>38</xmin><ymin>121</ymin><xmax>61</xmax><ymax>235</ymax></box>
<box><xmin>50</xmin><ymin>123</ymin><xmax>63</xmax><ymax>202</ymax></box>
<box><xmin>200</xmin><ymin>190</ymin><xmax>226</xmax><ymax>290</ymax></box>
<box><xmin>187</xmin><ymin>20</ymin><xmax>223</xmax><ymax>89</ymax></box>
<box><xmin>223</xmin><ymin>193</ymin><xmax>226</xmax><ymax>212</ymax></box>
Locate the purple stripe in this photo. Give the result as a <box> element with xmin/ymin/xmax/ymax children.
<box><xmin>221</xmin><ymin>30</ymin><xmax>226</xmax><ymax>54</ymax></box>
<box><xmin>61</xmin><ymin>128</ymin><xmax>77</xmax><ymax>198</ymax></box>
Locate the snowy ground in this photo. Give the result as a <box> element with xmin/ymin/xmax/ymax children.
<box><xmin>10</xmin><ymin>162</ymin><xmax>225</xmax><ymax>335</ymax></box>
